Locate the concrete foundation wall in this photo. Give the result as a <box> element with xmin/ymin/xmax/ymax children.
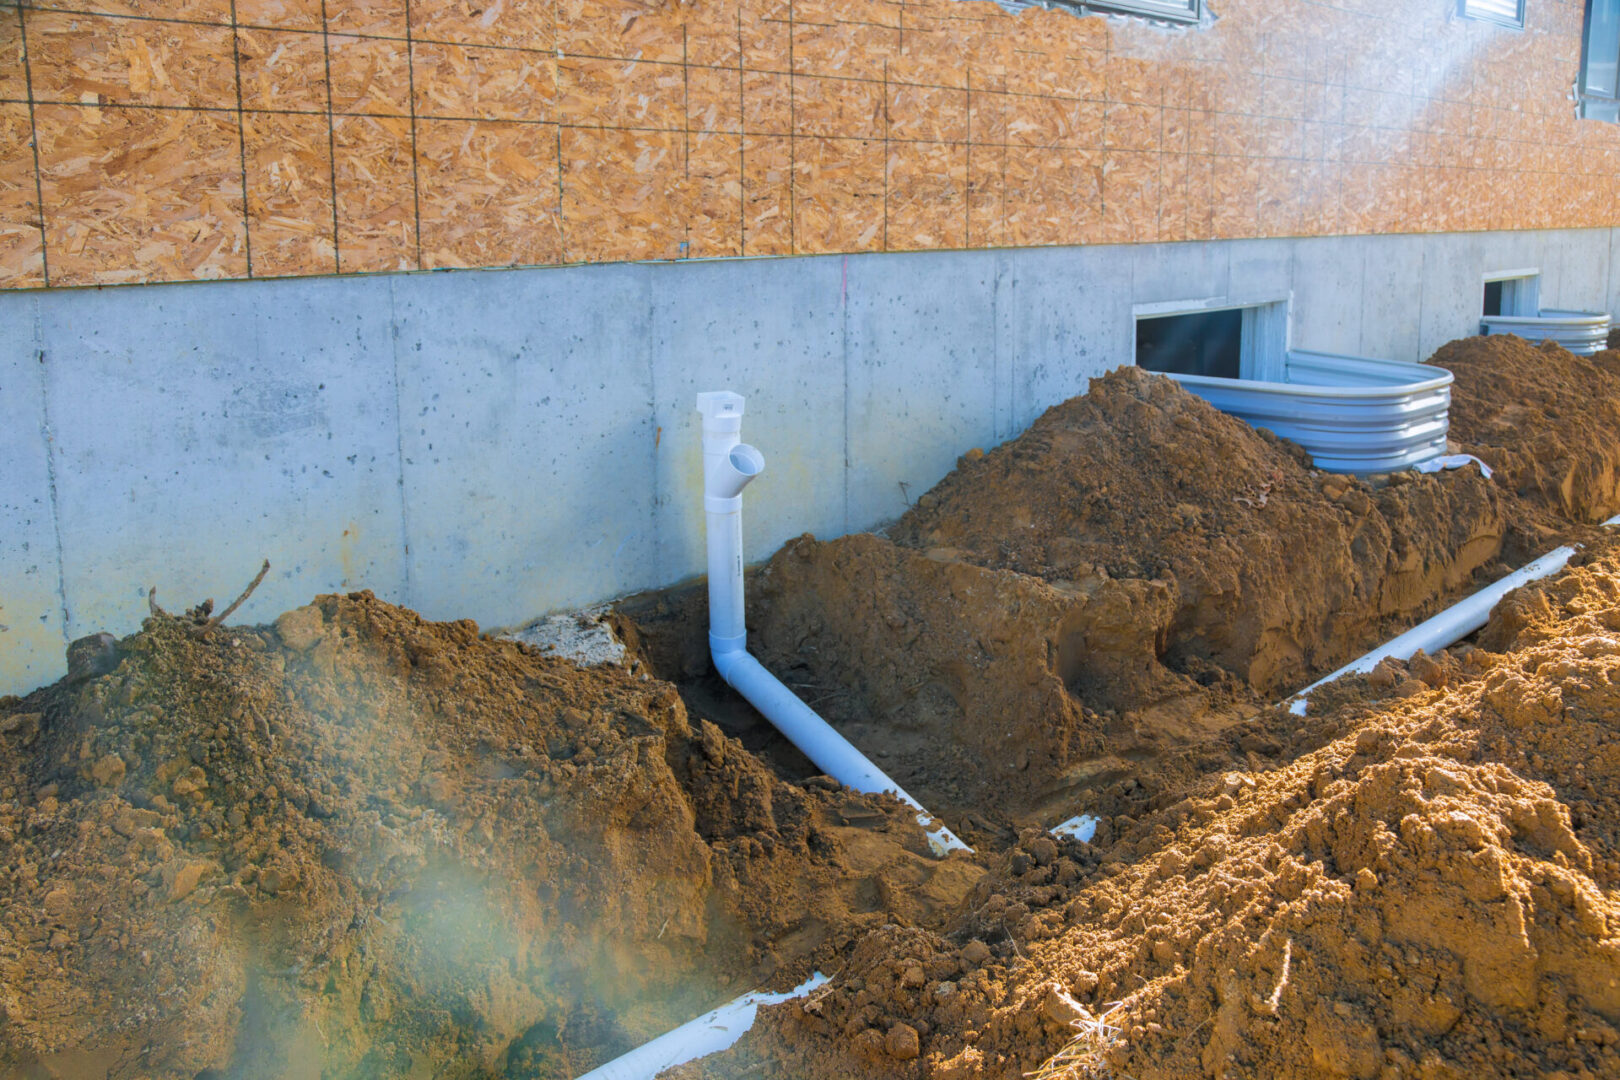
<box><xmin>3</xmin><ymin>226</ymin><xmax>1617</xmax><ymax>695</ymax></box>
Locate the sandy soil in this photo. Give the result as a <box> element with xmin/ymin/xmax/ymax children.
<box><xmin>742</xmin><ymin>366</ymin><xmax>1507</xmax><ymax>825</ymax></box>
<box><xmin>1439</xmin><ymin>334</ymin><xmax>1620</xmax><ymax>534</ymax></box>
<box><xmin>0</xmin><ymin>595</ymin><xmax>979</xmax><ymax>1078</ymax></box>
<box><xmin>6</xmin><ymin>335</ymin><xmax>1620</xmax><ymax>1080</ymax></box>
<box><xmin>674</xmin><ymin>534</ymin><xmax>1620</xmax><ymax>1080</ymax></box>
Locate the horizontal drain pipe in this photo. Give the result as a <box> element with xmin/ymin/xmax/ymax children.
<box><xmin>696</xmin><ymin>392</ymin><xmax>970</xmax><ymax>857</ymax></box>
<box><xmin>1050</xmin><ymin>513</ymin><xmax>1620</xmax><ymax>843</ymax></box>
<box><xmin>576</xmin><ymin>972</ymin><xmax>829</xmax><ymax>1080</ymax></box>
<box><xmin>1288</xmin><ymin>512</ymin><xmax>1620</xmax><ymax>715</ymax></box>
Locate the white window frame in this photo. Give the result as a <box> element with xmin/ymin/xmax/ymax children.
<box><xmin>1459</xmin><ymin>0</ymin><xmax>1526</xmax><ymax>30</ymax></box>
<box><xmin>1081</xmin><ymin>0</ymin><xmax>1201</xmax><ymax>24</ymax></box>
<box><xmin>1133</xmin><ymin>296</ymin><xmax>1291</xmax><ymax>382</ymax></box>
<box><xmin>1482</xmin><ymin>269</ymin><xmax>1541</xmax><ymax>317</ymax></box>
<box><xmin>1579</xmin><ymin>0</ymin><xmax>1620</xmax><ymax>122</ymax></box>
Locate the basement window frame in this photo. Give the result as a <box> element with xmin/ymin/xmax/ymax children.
<box><xmin>1073</xmin><ymin>0</ymin><xmax>1201</xmax><ymax>25</ymax></box>
<box><xmin>1482</xmin><ymin>268</ymin><xmax>1541</xmax><ymax>317</ymax></box>
<box><xmin>1578</xmin><ymin>0</ymin><xmax>1620</xmax><ymax>122</ymax></box>
<box><xmin>1132</xmin><ymin>296</ymin><xmax>1292</xmax><ymax>382</ymax></box>
<box><xmin>1458</xmin><ymin>0</ymin><xmax>1526</xmax><ymax>30</ymax></box>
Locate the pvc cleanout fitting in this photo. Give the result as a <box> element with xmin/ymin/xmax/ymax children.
<box><xmin>695</xmin><ymin>392</ymin><xmax>971</xmax><ymax>857</ymax></box>
<box><xmin>1287</xmin><ymin>512</ymin><xmax>1620</xmax><ymax>714</ymax></box>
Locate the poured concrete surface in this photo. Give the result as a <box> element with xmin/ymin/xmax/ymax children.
<box><xmin>2</xmin><ymin>227</ymin><xmax>1618</xmax><ymax>695</ymax></box>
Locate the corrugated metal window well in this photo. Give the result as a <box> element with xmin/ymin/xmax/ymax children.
<box><xmin>1134</xmin><ymin>300</ymin><xmax>1453</xmax><ymax>474</ymax></box>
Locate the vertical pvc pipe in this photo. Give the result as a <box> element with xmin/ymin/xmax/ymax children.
<box><xmin>695</xmin><ymin>392</ymin><xmax>970</xmax><ymax>856</ymax></box>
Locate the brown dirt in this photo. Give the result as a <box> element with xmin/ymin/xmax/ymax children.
<box><xmin>672</xmin><ymin>536</ymin><xmax>1620</xmax><ymax>1080</ymax></box>
<box><xmin>0</xmin><ymin>593</ymin><xmax>980</xmax><ymax>1079</ymax></box>
<box><xmin>737</xmin><ymin>367</ymin><xmax>1508</xmax><ymax>823</ymax></box>
<box><xmin>1439</xmin><ymin>334</ymin><xmax>1620</xmax><ymax>531</ymax></box>
<box><xmin>13</xmin><ymin>337</ymin><xmax>1620</xmax><ymax>1080</ymax></box>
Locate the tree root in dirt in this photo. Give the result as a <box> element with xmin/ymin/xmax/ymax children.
<box><xmin>147</xmin><ymin>559</ymin><xmax>270</xmax><ymax>636</ymax></box>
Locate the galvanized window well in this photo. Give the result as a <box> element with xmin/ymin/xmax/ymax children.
<box><xmin>1132</xmin><ymin>299</ymin><xmax>1452</xmax><ymax>474</ymax></box>
<box><xmin>1580</xmin><ymin>0</ymin><xmax>1620</xmax><ymax>121</ymax></box>
<box><xmin>1459</xmin><ymin>0</ymin><xmax>1526</xmax><ymax>29</ymax></box>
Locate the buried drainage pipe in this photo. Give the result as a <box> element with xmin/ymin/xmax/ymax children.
<box><xmin>1049</xmin><ymin>513</ymin><xmax>1620</xmax><ymax>844</ymax></box>
<box><xmin>1286</xmin><ymin>512</ymin><xmax>1620</xmax><ymax>716</ymax></box>
<box><xmin>696</xmin><ymin>392</ymin><xmax>970</xmax><ymax>856</ymax></box>
<box><xmin>575</xmin><ymin>972</ymin><xmax>830</xmax><ymax>1080</ymax></box>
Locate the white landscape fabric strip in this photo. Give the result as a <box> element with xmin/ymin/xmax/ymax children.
<box><xmin>1414</xmin><ymin>454</ymin><xmax>1494</xmax><ymax>479</ymax></box>
<box><xmin>1052</xmin><ymin>814</ymin><xmax>1100</xmax><ymax>843</ymax></box>
<box><xmin>575</xmin><ymin>973</ymin><xmax>831</xmax><ymax>1080</ymax></box>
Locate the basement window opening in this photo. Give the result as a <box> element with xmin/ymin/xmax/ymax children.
<box><xmin>1482</xmin><ymin>270</ymin><xmax>1540</xmax><ymax>317</ymax></box>
<box><xmin>1459</xmin><ymin>0</ymin><xmax>1526</xmax><ymax>29</ymax></box>
<box><xmin>1134</xmin><ymin>300</ymin><xmax>1289</xmax><ymax>381</ymax></box>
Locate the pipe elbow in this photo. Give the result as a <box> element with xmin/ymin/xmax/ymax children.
<box><xmin>709</xmin><ymin>633</ymin><xmax>748</xmax><ymax>684</ymax></box>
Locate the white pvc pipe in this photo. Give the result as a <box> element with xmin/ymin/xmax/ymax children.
<box><xmin>1287</xmin><ymin>513</ymin><xmax>1620</xmax><ymax>715</ymax></box>
<box><xmin>575</xmin><ymin>972</ymin><xmax>829</xmax><ymax>1080</ymax></box>
<box><xmin>695</xmin><ymin>392</ymin><xmax>970</xmax><ymax>856</ymax></box>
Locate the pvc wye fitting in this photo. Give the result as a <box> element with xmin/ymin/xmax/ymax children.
<box><xmin>706</xmin><ymin>443</ymin><xmax>765</xmax><ymax>507</ymax></box>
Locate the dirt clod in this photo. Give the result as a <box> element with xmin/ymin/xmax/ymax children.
<box><xmin>885</xmin><ymin>1022</ymin><xmax>922</xmax><ymax>1060</ymax></box>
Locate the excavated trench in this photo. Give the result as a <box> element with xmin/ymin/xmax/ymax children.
<box><xmin>4</xmin><ymin>335</ymin><xmax>1620</xmax><ymax>1079</ymax></box>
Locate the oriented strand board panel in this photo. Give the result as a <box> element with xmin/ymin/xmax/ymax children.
<box><xmin>243</xmin><ymin>110</ymin><xmax>338</xmax><ymax>277</ymax></box>
<box><xmin>0</xmin><ymin>105</ymin><xmax>46</xmax><ymax>289</ymax></box>
<box><xmin>34</xmin><ymin>104</ymin><xmax>247</xmax><ymax>286</ymax></box>
<box><xmin>7</xmin><ymin>0</ymin><xmax>1620</xmax><ymax>289</ymax></box>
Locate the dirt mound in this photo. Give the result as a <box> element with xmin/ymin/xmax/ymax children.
<box><xmin>743</xmin><ymin>368</ymin><xmax>1506</xmax><ymax>820</ymax></box>
<box><xmin>679</xmin><ymin>539</ymin><xmax>1620</xmax><ymax>1080</ymax></box>
<box><xmin>0</xmin><ymin>593</ymin><xmax>979</xmax><ymax>1079</ymax></box>
<box><xmin>1438</xmin><ymin>334</ymin><xmax>1620</xmax><ymax>529</ymax></box>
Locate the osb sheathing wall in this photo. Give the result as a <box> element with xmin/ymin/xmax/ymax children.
<box><xmin>2</xmin><ymin>0</ymin><xmax>1618</xmax><ymax>289</ymax></box>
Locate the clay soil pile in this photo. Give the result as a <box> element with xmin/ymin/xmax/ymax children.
<box><xmin>677</xmin><ymin>536</ymin><xmax>1620</xmax><ymax>1080</ymax></box>
<box><xmin>12</xmin><ymin>337</ymin><xmax>1620</xmax><ymax>1080</ymax></box>
<box><xmin>1439</xmin><ymin>334</ymin><xmax>1620</xmax><ymax>531</ymax></box>
<box><xmin>742</xmin><ymin>367</ymin><xmax>1508</xmax><ymax>821</ymax></box>
<box><xmin>0</xmin><ymin>594</ymin><xmax>978</xmax><ymax>1079</ymax></box>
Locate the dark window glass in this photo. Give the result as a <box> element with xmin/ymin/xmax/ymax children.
<box><xmin>1136</xmin><ymin>309</ymin><xmax>1242</xmax><ymax>379</ymax></box>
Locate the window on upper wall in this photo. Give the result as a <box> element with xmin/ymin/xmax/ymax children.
<box><xmin>1459</xmin><ymin>0</ymin><xmax>1526</xmax><ymax>29</ymax></box>
<box><xmin>1083</xmin><ymin>0</ymin><xmax>1201</xmax><ymax>24</ymax></box>
<box><xmin>1580</xmin><ymin>0</ymin><xmax>1620</xmax><ymax>121</ymax></box>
